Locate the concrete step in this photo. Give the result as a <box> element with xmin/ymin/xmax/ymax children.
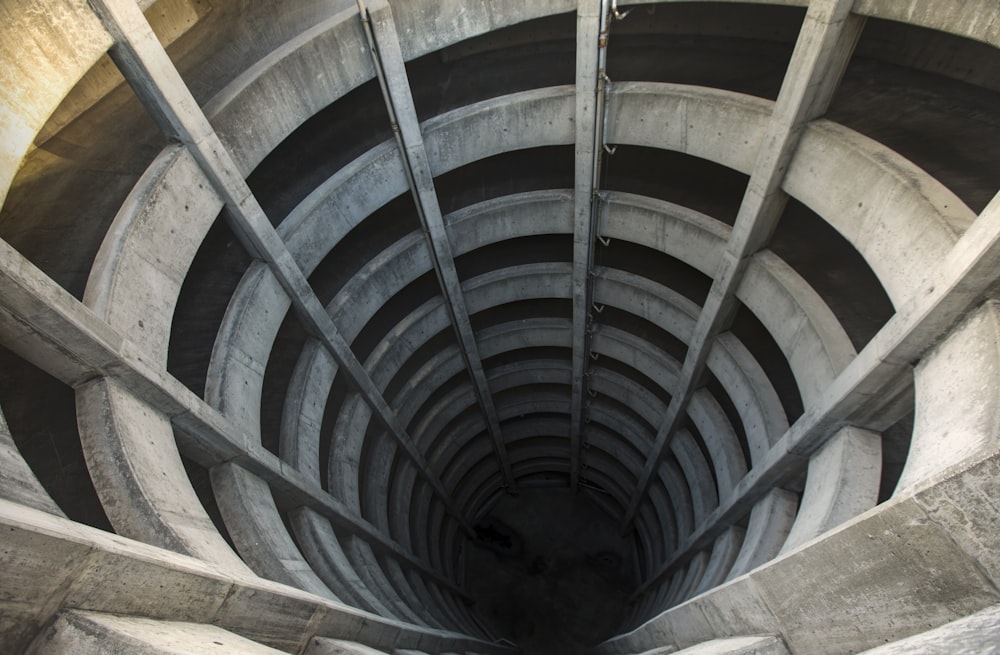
<box><xmin>305</xmin><ymin>638</ymin><xmax>392</xmax><ymax>654</ymax></box>
<box><xmin>857</xmin><ymin>604</ymin><xmax>1000</xmax><ymax>654</ymax></box>
<box><xmin>666</xmin><ymin>635</ymin><xmax>789</xmax><ymax>655</ymax></box>
<box><xmin>27</xmin><ymin>610</ymin><xmax>288</xmax><ymax>655</ymax></box>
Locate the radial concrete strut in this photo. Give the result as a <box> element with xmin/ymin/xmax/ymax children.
<box><xmin>358</xmin><ymin>0</ymin><xmax>516</xmax><ymax>494</ymax></box>
<box><xmin>622</xmin><ymin>0</ymin><xmax>865</xmax><ymax>531</ymax></box>
<box><xmin>87</xmin><ymin>0</ymin><xmax>472</xmax><ymax>533</ymax></box>
<box><xmin>570</xmin><ymin>0</ymin><xmax>613</xmax><ymax>490</ymax></box>
<box><xmin>0</xmin><ymin>238</ymin><xmax>465</xmax><ymax>594</ymax></box>
<box><xmin>634</xmin><ymin>186</ymin><xmax>1000</xmax><ymax>597</ymax></box>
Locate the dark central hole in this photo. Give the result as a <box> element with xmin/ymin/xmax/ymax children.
<box><xmin>465</xmin><ymin>488</ymin><xmax>637</xmax><ymax>654</ymax></box>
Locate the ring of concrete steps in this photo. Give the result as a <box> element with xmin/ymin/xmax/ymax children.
<box><xmin>2</xmin><ymin>0</ymin><xmax>999</xmax><ymax>651</ymax></box>
<box><xmin>69</xmin><ymin>1</ymin><xmax>991</xmax><ymax>632</ymax></box>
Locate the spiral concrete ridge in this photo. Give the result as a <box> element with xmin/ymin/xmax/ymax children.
<box><xmin>1</xmin><ymin>0</ymin><xmax>999</xmax><ymax>654</ymax></box>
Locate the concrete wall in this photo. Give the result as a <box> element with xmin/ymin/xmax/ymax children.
<box><xmin>1</xmin><ymin>0</ymin><xmax>998</xmax><ymax>652</ymax></box>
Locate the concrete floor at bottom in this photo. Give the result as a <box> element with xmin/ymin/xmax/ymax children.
<box><xmin>464</xmin><ymin>487</ymin><xmax>638</xmax><ymax>654</ymax></box>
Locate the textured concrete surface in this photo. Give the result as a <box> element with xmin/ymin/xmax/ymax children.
<box><xmin>1</xmin><ymin>0</ymin><xmax>999</xmax><ymax>653</ymax></box>
<box><xmin>27</xmin><ymin>611</ymin><xmax>290</xmax><ymax>655</ymax></box>
<box><xmin>856</xmin><ymin>604</ymin><xmax>1000</xmax><ymax>654</ymax></box>
<box><xmin>671</xmin><ymin>635</ymin><xmax>787</xmax><ymax>655</ymax></box>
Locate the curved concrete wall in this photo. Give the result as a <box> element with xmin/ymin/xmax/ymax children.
<box><xmin>1</xmin><ymin>0</ymin><xmax>999</xmax><ymax>653</ymax></box>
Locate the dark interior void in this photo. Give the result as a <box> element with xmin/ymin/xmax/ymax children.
<box><xmin>466</xmin><ymin>488</ymin><xmax>637</xmax><ymax>654</ymax></box>
<box><xmin>169</xmin><ymin>215</ymin><xmax>254</xmax><ymax>397</ymax></box>
<box><xmin>769</xmin><ymin>197</ymin><xmax>895</xmax><ymax>351</ymax></box>
<box><xmin>246</xmin><ymin>78</ymin><xmax>393</xmax><ymax>221</ymax></box>
<box><xmin>601</xmin><ymin>145</ymin><xmax>749</xmax><ymax>224</ymax></box>
<box><xmin>0</xmin><ymin>80</ymin><xmax>166</xmax><ymax>300</ymax></box>
<box><xmin>0</xmin><ymin>345</ymin><xmax>111</xmax><ymax>531</ymax></box>
<box><xmin>607</xmin><ymin>2</ymin><xmax>805</xmax><ymax>100</ymax></box>
<box><xmin>830</xmin><ymin>18</ymin><xmax>1000</xmax><ymax>214</ymax></box>
<box><xmin>407</xmin><ymin>12</ymin><xmax>576</xmax><ymax>122</ymax></box>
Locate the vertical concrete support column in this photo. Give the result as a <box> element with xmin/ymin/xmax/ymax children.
<box><xmin>570</xmin><ymin>0</ymin><xmax>605</xmax><ymax>490</ymax></box>
<box><xmin>899</xmin><ymin>301</ymin><xmax>1000</xmax><ymax>491</ymax></box>
<box><xmin>361</xmin><ymin>0</ymin><xmax>515</xmax><ymax>494</ymax></box>
<box><xmin>780</xmin><ymin>426</ymin><xmax>881</xmax><ymax>553</ymax></box>
<box><xmin>76</xmin><ymin>377</ymin><xmax>250</xmax><ymax>571</ymax></box>
<box><xmin>622</xmin><ymin>0</ymin><xmax>864</xmax><ymax>531</ymax></box>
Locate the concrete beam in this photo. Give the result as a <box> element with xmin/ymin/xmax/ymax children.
<box><xmin>0</xmin><ymin>237</ymin><xmax>465</xmax><ymax>598</ymax></box>
<box><xmin>359</xmin><ymin>0</ymin><xmax>516</xmax><ymax>494</ymax></box>
<box><xmin>599</xmin><ymin>448</ymin><xmax>1000</xmax><ymax>655</ymax></box>
<box><xmin>29</xmin><ymin>611</ymin><xmax>290</xmax><ymax>655</ymax></box>
<box><xmin>0</xmin><ymin>500</ymin><xmax>509</xmax><ymax>655</ymax></box>
<box><xmin>358</xmin><ymin>0</ymin><xmax>517</xmax><ymax>493</ymax></box>
<box><xmin>87</xmin><ymin>0</ymin><xmax>470</xmax><ymax>532</ymax></box>
<box><xmin>634</xmin><ymin>189</ymin><xmax>1000</xmax><ymax>594</ymax></box>
<box><xmin>622</xmin><ymin>0</ymin><xmax>865</xmax><ymax>531</ymax></box>
<box><xmin>569</xmin><ymin>0</ymin><xmax>607</xmax><ymax>490</ymax></box>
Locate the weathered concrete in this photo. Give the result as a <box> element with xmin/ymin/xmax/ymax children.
<box><xmin>306</xmin><ymin>638</ymin><xmax>392</xmax><ymax>654</ymax></box>
<box><xmin>365</xmin><ymin>0</ymin><xmax>514</xmax><ymax>493</ymax></box>
<box><xmin>0</xmin><ymin>0</ymin><xmax>112</xmax><ymax>209</ymax></box>
<box><xmin>853</xmin><ymin>0</ymin><xmax>1000</xmax><ymax>47</ymax></box>
<box><xmin>901</xmin><ymin>301</ymin><xmax>1000</xmax><ymax>490</ymax></box>
<box><xmin>620</xmin><ymin>0</ymin><xmax>864</xmax><ymax>531</ymax></box>
<box><xmin>211</xmin><ymin>462</ymin><xmax>336</xmax><ymax>599</ymax></box>
<box><xmin>28</xmin><ymin>611</ymin><xmax>290</xmax><ymax>655</ymax></box>
<box><xmin>0</xmin><ymin>499</ymin><xmax>510</xmax><ymax>655</ymax></box>
<box><xmin>779</xmin><ymin>426</ymin><xmax>881</xmax><ymax>554</ymax></box>
<box><xmin>76</xmin><ymin>376</ymin><xmax>250</xmax><ymax>571</ymax></box>
<box><xmin>672</xmin><ymin>635</ymin><xmax>787</xmax><ymax>655</ymax></box>
<box><xmin>724</xmin><ymin>490</ymin><xmax>798</xmax><ymax>582</ymax></box>
<box><xmin>4</xmin><ymin>0</ymin><xmax>1000</xmax><ymax>651</ymax></box>
<box><xmin>569</xmin><ymin>0</ymin><xmax>605</xmax><ymax>490</ymax></box>
<box><xmin>598</xmin><ymin>449</ymin><xmax>1000</xmax><ymax>655</ymax></box>
<box><xmin>3</xmin><ymin>231</ymin><xmax>461</xmax><ymax>597</ymax></box>
<box><xmin>856</xmin><ymin>603</ymin><xmax>1000</xmax><ymax>654</ymax></box>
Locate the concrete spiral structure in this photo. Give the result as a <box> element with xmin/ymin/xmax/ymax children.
<box><xmin>1</xmin><ymin>0</ymin><xmax>999</xmax><ymax>653</ymax></box>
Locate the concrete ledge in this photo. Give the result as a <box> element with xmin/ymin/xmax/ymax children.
<box><xmin>672</xmin><ymin>635</ymin><xmax>787</xmax><ymax>655</ymax></box>
<box><xmin>27</xmin><ymin>611</ymin><xmax>289</xmax><ymax>655</ymax></box>
<box><xmin>307</xmin><ymin>638</ymin><xmax>392</xmax><ymax>654</ymax></box>
<box><xmin>595</xmin><ymin>448</ymin><xmax>1000</xmax><ymax>655</ymax></box>
<box><xmin>856</xmin><ymin>603</ymin><xmax>1000</xmax><ymax>654</ymax></box>
<box><xmin>853</xmin><ymin>0</ymin><xmax>1000</xmax><ymax>48</ymax></box>
<box><xmin>0</xmin><ymin>499</ymin><xmax>514</xmax><ymax>655</ymax></box>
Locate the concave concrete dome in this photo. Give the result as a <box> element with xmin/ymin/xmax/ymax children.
<box><xmin>1</xmin><ymin>0</ymin><xmax>1000</xmax><ymax>654</ymax></box>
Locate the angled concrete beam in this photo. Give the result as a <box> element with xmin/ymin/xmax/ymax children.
<box><xmin>569</xmin><ymin>0</ymin><xmax>609</xmax><ymax>490</ymax></box>
<box><xmin>0</xmin><ymin>501</ymin><xmax>510</xmax><ymax>655</ymax></box>
<box><xmin>87</xmin><ymin>0</ymin><xmax>470</xmax><ymax>532</ymax></box>
<box><xmin>634</xmin><ymin>190</ymin><xmax>1000</xmax><ymax>594</ymax></box>
<box><xmin>0</xmin><ymin>238</ymin><xmax>467</xmax><ymax>597</ymax></box>
<box><xmin>622</xmin><ymin>0</ymin><xmax>865</xmax><ymax>530</ymax></box>
<box><xmin>358</xmin><ymin>0</ymin><xmax>516</xmax><ymax>493</ymax></box>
